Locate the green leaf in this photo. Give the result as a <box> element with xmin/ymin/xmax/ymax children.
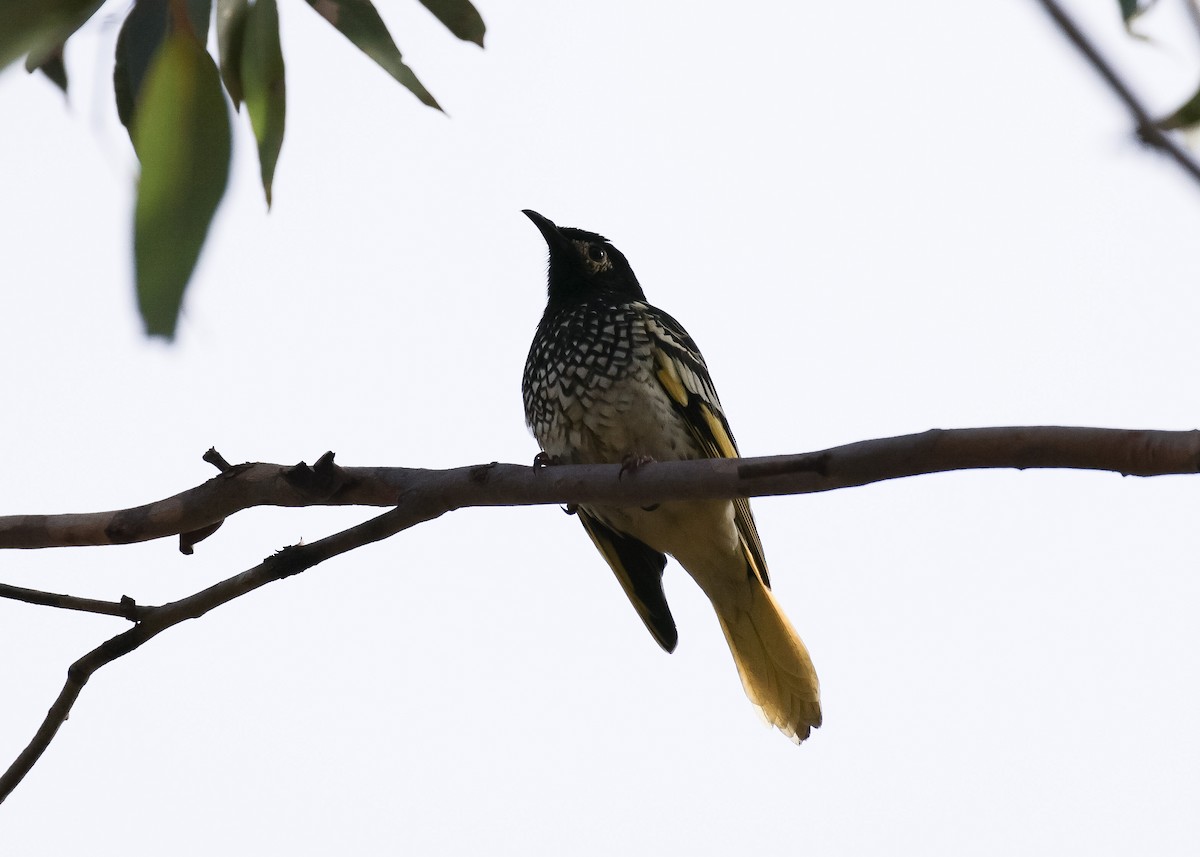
<box><xmin>217</xmin><ymin>0</ymin><xmax>250</xmax><ymax>108</ymax></box>
<box><xmin>241</xmin><ymin>0</ymin><xmax>286</xmax><ymax>206</ymax></box>
<box><xmin>25</xmin><ymin>43</ymin><xmax>68</xmax><ymax>93</ymax></box>
<box><xmin>132</xmin><ymin>28</ymin><xmax>232</xmax><ymax>339</ymax></box>
<box><xmin>114</xmin><ymin>0</ymin><xmax>169</xmax><ymax>130</ymax></box>
<box><xmin>303</xmin><ymin>0</ymin><xmax>441</xmax><ymax>110</ymax></box>
<box><xmin>1118</xmin><ymin>0</ymin><xmax>1157</xmax><ymax>34</ymax></box>
<box><xmin>186</xmin><ymin>0</ymin><xmax>213</xmax><ymax>43</ymax></box>
<box><xmin>417</xmin><ymin>0</ymin><xmax>484</xmax><ymax>46</ymax></box>
<box><xmin>0</xmin><ymin>0</ymin><xmax>102</xmax><ymax>71</ymax></box>
<box><xmin>1156</xmin><ymin>84</ymin><xmax>1200</xmax><ymax>132</ymax></box>
<box><xmin>114</xmin><ymin>0</ymin><xmax>212</xmax><ymax>132</ymax></box>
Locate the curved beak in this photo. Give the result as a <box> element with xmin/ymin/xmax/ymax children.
<box><xmin>522</xmin><ymin>209</ymin><xmax>574</xmax><ymax>256</ymax></box>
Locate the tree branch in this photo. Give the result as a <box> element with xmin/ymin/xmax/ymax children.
<box><xmin>2</xmin><ymin>426</ymin><xmax>1196</xmax><ymax>551</ymax></box>
<box><xmin>3</xmin><ymin>424</ymin><xmax>1198</xmax><ymax>804</ymax></box>
<box><xmin>0</xmin><ymin>583</ymin><xmax>140</xmax><ymax>619</ymax></box>
<box><xmin>0</xmin><ymin>498</ymin><xmax>444</xmax><ymax>804</ymax></box>
<box><xmin>1036</xmin><ymin>0</ymin><xmax>1200</xmax><ymax>187</ymax></box>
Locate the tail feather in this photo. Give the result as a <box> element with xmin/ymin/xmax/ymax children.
<box><xmin>712</xmin><ymin>580</ymin><xmax>822</xmax><ymax>743</ymax></box>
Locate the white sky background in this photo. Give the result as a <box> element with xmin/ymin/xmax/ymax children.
<box><xmin>2</xmin><ymin>0</ymin><xmax>1200</xmax><ymax>852</ymax></box>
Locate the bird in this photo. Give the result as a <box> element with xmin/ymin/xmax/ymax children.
<box><xmin>520</xmin><ymin>209</ymin><xmax>822</xmax><ymax>742</ymax></box>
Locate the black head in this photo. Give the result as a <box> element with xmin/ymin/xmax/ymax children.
<box><xmin>523</xmin><ymin>210</ymin><xmax>647</xmax><ymax>307</ymax></box>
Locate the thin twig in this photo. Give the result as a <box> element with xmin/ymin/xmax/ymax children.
<box><xmin>1037</xmin><ymin>0</ymin><xmax>1200</xmax><ymax>185</ymax></box>
<box><xmin>0</xmin><ymin>498</ymin><xmax>444</xmax><ymax>804</ymax></box>
<box><xmin>0</xmin><ymin>583</ymin><xmax>140</xmax><ymax>619</ymax></box>
<box><xmin>203</xmin><ymin>447</ymin><xmax>232</xmax><ymax>472</ymax></box>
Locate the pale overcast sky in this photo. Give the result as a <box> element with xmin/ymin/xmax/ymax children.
<box><xmin>3</xmin><ymin>1</ymin><xmax>1200</xmax><ymax>854</ymax></box>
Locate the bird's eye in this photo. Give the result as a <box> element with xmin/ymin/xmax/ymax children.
<box><xmin>586</xmin><ymin>244</ymin><xmax>607</xmax><ymax>264</ymax></box>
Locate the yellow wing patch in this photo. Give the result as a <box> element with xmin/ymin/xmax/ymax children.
<box><xmin>738</xmin><ymin>519</ymin><xmax>770</xmax><ymax>588</ymax></box>
<box><xmin>698</xmin><ymin>401</ymin><xmax>738</xmax><ymax>459</ymax></box>
<box><xmin>650</xmin><ymin>342</ymin><xmax>772</xmax><ymax>589</ymax></box>
<box><xmin>653</xmin><ymin>348</ymin><xmax>689</xmax><ymax>407</ymax></box>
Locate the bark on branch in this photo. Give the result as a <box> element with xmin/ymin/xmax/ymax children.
<box><xmin>2</xmin><ymin>426</ymin><xmax>1196</xmax><ymax>551</ymax></box>
<box><xmin>2</xmin><ymin>424</ymin><xmax>1198</xmax><ymax>805</ymax></box>
<box><xmin>0</xmin><ymin>499</ymin><xmax>444</xmax><ymax>804</ymax></box>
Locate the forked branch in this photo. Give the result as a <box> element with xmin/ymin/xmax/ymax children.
<box><xmin>2</xmin><ymin>424</ymin><xmax>1198</xmax><ymax>804</ymax></box>
<box><xmin>1037</xmin><ymin>0</ymin><xmax>1200</xmax><ymax>187</ymax></box>
<box><xmin>2</xmin><ymin>426</ymin><xmax>1196</xmax><ymax>551</ymax></box>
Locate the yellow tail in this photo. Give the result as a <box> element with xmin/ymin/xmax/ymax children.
<box><xmin>713</xmin><ymin>580</ymin><xmax>822</xmax><ymax>743</ymax></box>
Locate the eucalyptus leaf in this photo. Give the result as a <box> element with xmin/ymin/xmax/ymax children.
<box><xmin>114</xmin><ymin>0</ymin><xmax>169</xmax><ymax>130</ymax></box>
<box><xmin>217</xmin><ymin>0</ymin><xmax>250</xmax><ymax>107</ymax></box>
<box><xmin>303</xmin><ymin>0</ymin><xmax>440</xmax><ymax>110</ymax></box>
<box><xmin>114</xmin><ymin>0</ymin><xmax>213</xmax><ymax>132</ymax></box>
<box><xmin>1156</xmin><ymin>84</ymin><xmax>1200</xmax><ymax>132</ymax></box>
<box><xmin>417</xmin><ymin>0</ymin><xmax>484</xmax><ymax>47</ymax></box>
<box><xmin>241</xmin><ymin>0</ymin><xmax>286</xmax><ymax>206</ymax></box>
<box><xmin>25</xmin><ymin>44</ymin><xmax>68</xmax><ymax>93</ymax></box>
<box><xmin>132</xmin><ymin>29</ymin><xmax>232</xmax><ymax>339</ymax></box>
<box><xmin>0</xmin><ymin>0</ymin><xmax>102</xmax><ymax>71</ymax></box>
<box><xmin>1118</xmin><ymin>0</ymin><xmax>1158</xmax><ymax>33</ymax></box>
<box><xmin>188</xmin><ymin>0</ymin><xmax>213</xmax><ymax>41</ymax></box>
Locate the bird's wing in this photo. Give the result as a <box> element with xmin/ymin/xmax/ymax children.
<box><xmin>641</xmin><ymin>306</ymin><xmax>772</xmax><ymax>589</ymax></box>
<box><xmin>577</xmin><ymin>509</ymin><xmax>678</xmax><ymax>652</ymax></box>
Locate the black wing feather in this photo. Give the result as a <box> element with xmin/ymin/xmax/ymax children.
<box><xmin>577</xmin><ymin>510</ymin><xmax>678</xmax><ymax>652</ymax></box>
<box><xmin>640</xmin><ymin>304</ymin><xmax>772</xmax><ymax>589</ymax></box>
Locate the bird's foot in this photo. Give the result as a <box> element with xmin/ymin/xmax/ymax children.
<box><xmin>618</xmin><ymin>454</ymin><xmax>655</xmax><ymax>480</ymax></box>
<box><xmin>534</xmin><ymin>453</ymin><xmax>575</xmax><ymax>513</ymax></box>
